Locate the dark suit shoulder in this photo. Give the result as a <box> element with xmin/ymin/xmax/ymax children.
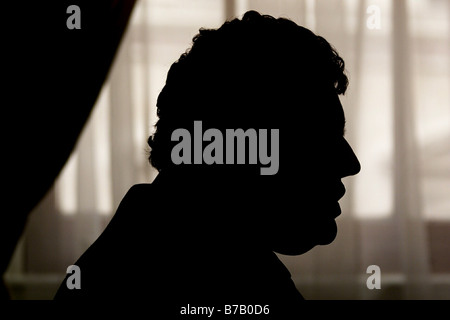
<box><xmin>111</xmin><ymin>183</ymin><xmax>154</xmax><ymax>222</ymax></box>
<box><xmin>126</xmin><ymin>183</ymin><xmax>154</xmax><ymax>194</ymax></box>
<box><xmin>54</xmin><ymin>183</ymin><xmax>156</xmax><ymax>300</ymax></box>
<box><xmin>120</xmin><ymin>183</ymin><xmax>154</xmax><ymax>206</ymax></box>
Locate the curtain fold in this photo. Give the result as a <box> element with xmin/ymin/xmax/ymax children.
<box><xmin>392</xmin><ymin>0</ymin><xmax>431</xmax><ymax>299</ymax></box>
<box><xmin>2</xmin><ymin>0</ymin><xmax>137</xmax><ymax>299</ymax></box>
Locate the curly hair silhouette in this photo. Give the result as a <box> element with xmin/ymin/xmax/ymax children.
<box><xmin>148</xmin><ymin>10</ymin><xmax>349</xmax><ymax>173</ymax></box>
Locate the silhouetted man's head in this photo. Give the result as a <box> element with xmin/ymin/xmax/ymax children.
<box><xmin>148</xmin><ymin>10</ymin><xmax>360</xmax><ymax>255</ymax></box>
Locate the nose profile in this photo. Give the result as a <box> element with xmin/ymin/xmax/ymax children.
<box><xmin>340</xmin><ymin>138</ymin><xmax>361</xmax><ymax>178</ymax></box>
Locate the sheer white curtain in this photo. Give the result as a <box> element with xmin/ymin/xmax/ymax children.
<box><xmin>5</xmin><ymin>0</ymin><xmax>450</xmax><ymax>300</ymax></box>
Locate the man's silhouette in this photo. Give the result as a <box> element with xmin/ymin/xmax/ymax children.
<box><xmin>55</xmin><ymin>10</ymin><xmax>360</xmax><ymax>316</ymax></box>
